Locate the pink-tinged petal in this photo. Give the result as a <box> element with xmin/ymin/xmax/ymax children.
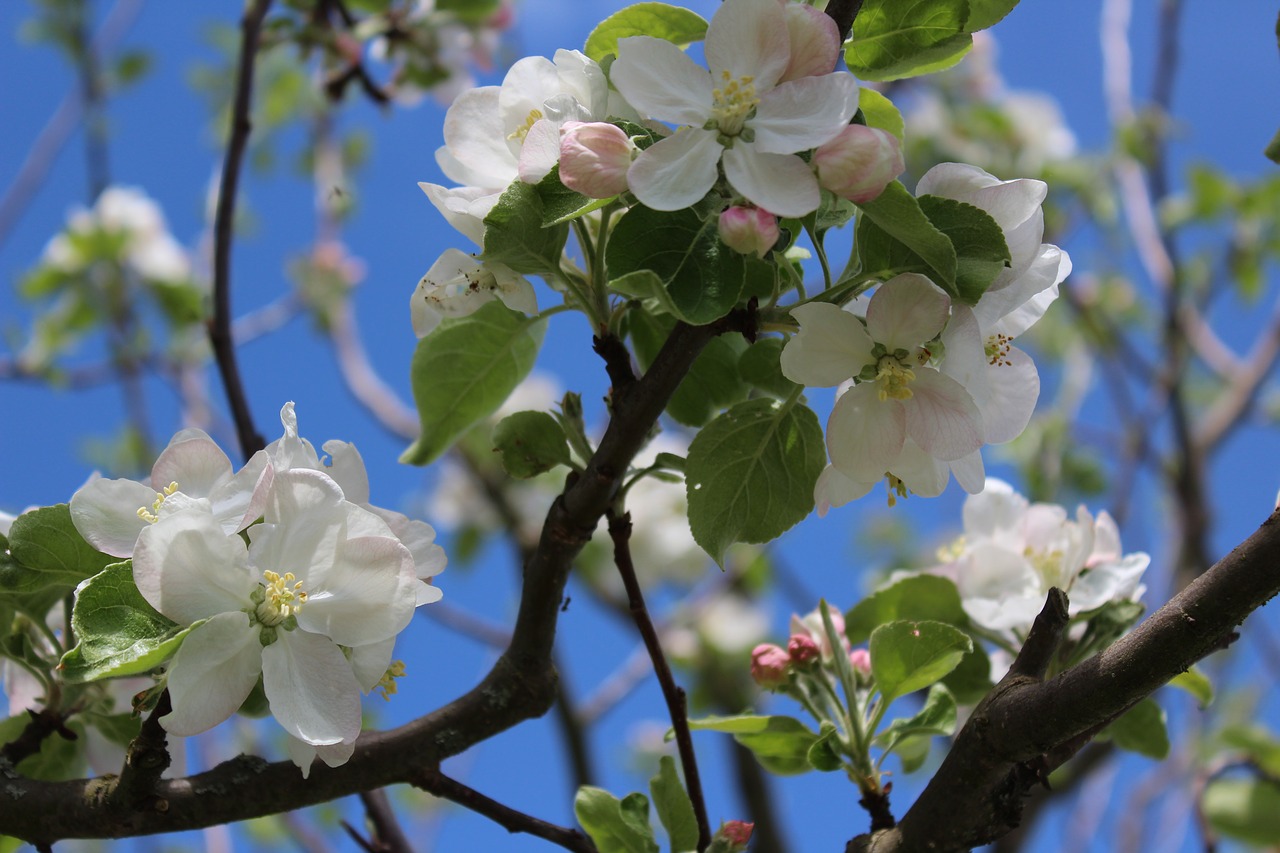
<box><xmin>705</xmin><ymin>0</ymin><xmax>790</xmax><ymax>89</ymax></box>
<box><xmin>813</xmin><ymin>465</ymin><xmax>875</xmax><ymax>517</ymax></box>
<box><xmin>368</xmin><ymin>506</ymin><xmax>448</xmax><ymax>581</ymax></box>
<box><xmin>69</xmin><ymin>478</ymin><xmax>154</xmax><ymax>557</ymax></box>
<box><xmin>827</xmin><ymin>383</ymin><xmax>906</xmax><ymax>482</ymax></box>
<box><xmin>321</xmin><ymin>441</ymin><xmax>370</xmax><ymax>506</ymax></box>
<box><xmin>133</xmin><ymin>508</ymin><xmax>255</xmax><ymax>624</ymax></box>
<box><xmin>976</xmin><ymin>345</ymin><xmax>1040</xmax><ymax>444</ymax></box>
<box><xmin>151</xmin><ymin>432</ymin><xmax>231</xmax><ymax>497</ymax></box>
<box><xmin>417</xmin><ymin>183</ymin><xmax>499</xmax><ymax>248</ymax></box>
<box><xmin>269</xmin><ymin>402</ymin><xmax>322</xmax><ymax>472</ymax></box>
<box><xmin>780</xmin><ymin>303</ymin><xmax>873</xmax><ymax>386</ymax></box>
<box><xmin>209</xmin><ymin>450</ymin><xmax>273</xmax><ymax>535</ymax></box>
<box><xmin>341</xmin><ymin>502</ymin><xmax>397</xmax><ymax>542</ymax></box>
<box><xmin>612</xmin><ymin>37</ymin><xmax>713</xmax><ymax>125</ymax></box>
<box><xmin>627</xmin><ymin>130</ymin><xmax>721</xmax><ymax>211</ymax></box>
<box><xmin>979</xmin><ymin>245</ymin><xmax>1069</xmax><ymax>336</ymax></box>
<box><xmin>516</xmin><ymin>118</ymin><xmax>561</xmax><ymax>184</ymax></box>
<box><xmin>263</xmin><ymin>631</ymin><xmax>362</xmax><ymax>745</ymax></box>
<box><xmin>160</xmin><ymin>612</ymin><xmax>261</xmax><ymax>737</ymax></box>
<box><xmin>722</xmin><ymin>147</ymin><xmax>819</xmax><ymax>217</ymax></box>
<box><xmin>300</xmin><ymin>535</ymin><xmax>418</xmax><ymax>646</ymax></box>
<box><xmin>866</xmin><ymin>273</ymin><xmax>951</xmax><ymax>349</ymax></box>
<box><xmin>780</xmin><ymin>4</ymin><xmax>840</xmax><ymax>81</ymax></box>
<box><xmin>349</xmin><ymin>638</ymin><xmax>396</xmax><ymax>693</ymax></box>
<box><xmin>438</xmin><ymin>87</ymin><xmax>518</xmax><ymax>188</ymax></box>
<box><xmin>949</xmin><ymin>450</ymin><xmax>986</xmax><ymax>495</ymax></box>
<box><xmin>904</xmin><ymin>369</ymin><xmax>983</xmax><ymax>461</ymax></box>
<box><xmin>266</xmin><ymin>467</ymin><xmax>346</xmax><ymax>523</ymax></box>
<box><xmin>892</xmin><ymin>439</ymin><xmax>949</xmax><ymax>498</ymax></box>
<box><xmin>751</xmin><ymin>74</ymin><xmax>859</xmax><ymax>154</ymax></box>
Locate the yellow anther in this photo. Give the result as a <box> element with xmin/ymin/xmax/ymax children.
<box><xmin>507</xmin><ymin>108</ymin><xmax>544</xmax><ymax>143</ymax></box>
<box><xmin>1024</xmin><ymin>546</ymin><xmax>1067</xmax><ymax>588</ymax></box>
<box><xmin>884</xmin><ymin>474</ymin><xmax>909</xmax><ymax>507</ymax></box>
<box><xmin>874</xmin><ymin>356</ymin><xmax>915</xmax><ymax>401</ymax></box>
<box><xmin>710</xmin><ymin>70</ymin><xmax>759</xmax><ymax>137</ymax></box>
<box><xmin>257</xmin><ymin>570</ymin><xmax>308</xmax><ymax>626</ymax></box>
<box><xmin>985</xmin><ymin>333</ymin><xmax>1014</xmax><ymax>367</ymax></box>
<box><xmin>936</xmin><ymin>535</ymin><xmax>967</xmax><ymax>562</ymax></box>
<box><xmin>376</xmin><ymin>660</ymin><xmax>407</xmax><ymax>701</ymax></box>
<box><xmin>137</xmin><ymin>481</ymin><xmax>180</xmax><ymax>524</ymax></box>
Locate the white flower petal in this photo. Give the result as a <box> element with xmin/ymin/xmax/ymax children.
<box><xmin>300</xmin><ymin>535</ymin><xmax>418</xmax><ymax>646</ymax></box>
<box><xmin>321</xmin><ymin>441</ymin><xmax>371</xmax><ymax>506</ymax></box>
<box><xmin>133</xmin><ymin>508</ymin><xmax>255</xmax><ymax>624</ymax></box>
<box><xmin>978</xmin><ymin>345</ymin><xmax>1040</xmax><ymax>444</ymax></box>
<box><xmin>160</xmin><ymin>612</ymin><xmax>262</xmax><ymax>737</ymax></box>
<box><xmin>892</xmin><ymin>439</ymin><xmax>949</xmax><ymax>498</ymax></box>
<box><xmin>705</xmin><ymin>0</ymin><xmax>790</xmax><ymax>89</ymax></box>
<box><xmin>151</xmin><ymin>432</ymin><xmax>231</xmax><ymax>496</ymax></box>
<box><xmin>751</xmin><ymin>74</ymin><xmax>859</xmax><ymax>154</ymax></box>
<box><xmin>438</xmin><ymin>87</ymin><xmax>518</xmax><ymax>188</ymax></box>
<box><xmin>979</xmin><ymin>245</ymin><xmax>1069</xmax><ymax>336</ymax></box>
<box><xmin>417</xmin><ymin>183</ymin><xmax>499</xmax><ymax>248</ymax></box>
<box><xmin>827</xmin><ymin>383</ymin><xmax>907</xmax><ymax>482</ymax></box>
<box><xmin>949</xmin><ymin>450</ymin><xmax>987</xmax><ymax>494</ymax></box>
<box><xmin>722</xmin><ymin>147</ymin><xmax>819</xmax><ymax>217</ymax></box>
<box><xmin>612</xmin><ymin>37</ymin><xmax>713</xmax><ymax>126</ymax></box>
<box><xmin>904</xmin><ymin>369</ymin><xmax>983</xmax><ymax>461</ymax></box>
<box><xmin>866</xmin><ymin>273</ymin><xmax>951</xmax><ymax>350</ymax></box>
<box><xmin>349</xmin><ymin>638</ymin><xmax>396</xmax><ymax>693</ymax></box>
<box><xmin>627</xmin><ymin>130</ymin><xmax>722</xmax><ymax>211</ymax></box>
<box><xmin>69</xmin><ymin>478</ymin><xmax>155</xmax><ymax>558</ymax></box>
<box><xmin>517</xmin><ymin>118</ymin><xmax>562</xmax><ymax>184</ymax></box>
<box><xmin>780</xmin><ymin>303</ymin><xmax>873</xmax><ymax>386</ymax></box>
<box><xmin>263</xmin><ymin>631</ymin><xmax>362</xmax><ymax>745</ymax></box>
<box><xmin>813</xmin><ymin>465</ymin><xmax>875</xmax><ymax>517</ymax></box>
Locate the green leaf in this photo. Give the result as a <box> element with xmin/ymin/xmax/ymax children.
<box><xmin>965</xmin><ymin>0</ymin><xmax>1021</xmax><ymax>31</ymax></box>
<box><xmin>491</xmin><ymin>410</ymin><xmax>571</xmax><ymax>478</ymax></box>
<box><xmin>1169</xmin><ymin>667</ymin><xmax>1214</xmax><ymax>709</ymax></box>
<box><xmin>917</xmin><ymin>195</ymin><xmax>1010</xmax><ymax>304</ymax></box>
<box><xmin>630</xmin><ymin>310</ymin><xmax>750</xmax><ymax>426</ymax></box>
<box><xmin>482</xmin><ymin>181</ymin><xmax>570</xmax><ymax>275</ymax></box>
<box><xmin>685</xmin><ymin>399</ymin><xmax>825</xmax><ymax>564</ymax></box>
<box><xmin>873</xmin><ymin>683</ymin><xmax>957</xmax><ymax>756</ymax></box>
<box><xmin>537</xmin><ymin>166</ymin><xmax>614</xmax><ymax>226</ymax></box>
<box><xmin>807</xmin><ymin>721</ymin><xmax>844</xmax><ymax>772</ymax></box>
<box><xmin>845</xmin><ymin>575</ymin><xmax>968</xmax><ymax>644</ymax></box>
<box><xmin>82</xmin><ymin>711</ymin><xmax>144</xmax><ymax>747</ymax></box>
<box><xmin>574</xmin><ymin>787</ymin><xmax>660</xmax><ymax>853</ymax></box>
<box><xmin>941</xmin><ymin>642</ymin><xmax>992</xmax><ymax>705</ymax></box>
<box><xmin>856</xmin><ymin>181</ymin><xmax>957</xmax><ymax>289</ymax></box>
<box><xmin>845</xmin><ymin>0</ymin><xmax>972</xmax><ymax>81</ymax></box>
<box><xmin>402</xmin><ymin>301</ymin><xmax>545</xmax><ymax>466</ymax></box>
<box><xmin>686</xmin><ymin>714</ymin><xmax>818</xmax><ymax>776</ymax></box>
<box><xmin>7</xmin><ymin>504</ymin><xmax>116</xmax><ymax>584</ymax></box>
<box><xmin>584</xmin><ymin>3</ymin><xmax>708</xmax><ymax>62</ymax></box>
<box><xmin>869</xmin><ymin>620</ymin><xmax>973</xmax><ymax>704</ymax></box>
<box><xmin>1222</xmin><ymin>725</ymin><xmax>1280</xmax><ymax>777</ymax></box>
<box><xmin>607</xmin><ymin>206</ymin><xmax>745</xmax><ymax>325</ymax></box>
<box><xmin>891</xmin><ymin>733</ymin><xmax>933</xmax><ymax>773</ymax></box>
<box><xmin>737</xmin><ymin>338</ymin><xmax>800</xmax><ymax>401</ymax></box>
<box><xmin>649</xmin><ymin>756</ymin><xmax>698</xmax><ymax>853</ymax></box>
<box><xmin>1266</xmin><ymin>128</ymin><xmax>1280</xmax><ymax>165</ymax></box>
<box><xmin>1203</xmin><ymin>776</ymin><xmax>1280</xmax><ymax>844</ymax></box>
<box><xmin>1102</xmin><ymin>698</ymin><xmax>1169</xmax><ymax>759</ymax></box>
<box><xmin>60</xmin><ymin>562</ymin><xmax>198</xmax><ymax>683</ymax></box>
<box><xmin>858</xmin><ymin>87</ymin><xmax>905</xmax><ymax>142</ymax></box>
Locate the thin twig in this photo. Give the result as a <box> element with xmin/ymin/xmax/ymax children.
<box><xmin>412</xmin><ymin>768</ymin><xmax>598</xmax><ymax>853</ymax></box>
<box><xmin>607</xmin><ymin>511</ymin><xmax>711</xmax><ymax>851</ymax></box>
<box><xmin>208</xmin><ymin>0</ymin><xmax>274</xmax><ymax>461</ymax></box>
<box><xmin>357</xmin><ymin>789</ymin><xmax>415</xmax><ymax>853</ymax></box>
<box><xmin>0</xmin><ymin>708</ymin><xmax>76</xmax><ymax>767</ymax></box>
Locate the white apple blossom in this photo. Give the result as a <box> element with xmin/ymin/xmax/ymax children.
<box><xmin>43</xmin><ymin>186</ymin><xmax>190</xmax><ymax>282</ymax></box>
<box><xmin>410</xmin><ymin>248</ymin><xmax>536</xmax><ymax>337</ymax></box>
<box><xmin>70</xmin><ymin>429</ymin><xmax>271</xmax><ymax>559</ymax></box>
<box><xmin>610</xmin><ymin>0</ymin><xmax>858</xmax><ymax>216</ymax></box>
<box><xmin>781</xmin><ymin>274</ymin><xmax>984</xmax><ymax>490</ymax></box>
<box><xmin>926</xmin><ymin>479</ymin><xmax>1148</xmax><ymax>638</ymax></box>
<box><xmin>132</xmin><ymin>469</ymin><xmax>421</xmax><ymax>746</ymax></box>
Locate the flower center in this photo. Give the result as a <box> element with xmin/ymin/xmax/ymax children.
<box><xmin>255</xmin><ymin>570</ymin><xmax>308</xmax><ymax>627</ymax></box>
<box><xmin>1024</xmin><ymin>546</ymin><xmax>1067</xmax><ymax>588</ymax></box>
<box><xmin>507</xmin><ymin>108</ymin><xmax>544</xmax><ymax>143</ymax></box>
<box><xmin>376</xmin><ymin>660</ymin><xmax>407</xmax><ymax>700</ymax></box>
<box><xmin>136</xmin><ymin>481</ymin><xmax>179</xmax><ymax>524</ymax></box>
<box><xmin>985</xmin><ymin>333</ymin><xmax>1014</xmax><ymax>366</ymax></box>
<box><xmin>709</xmin><ymin>70</ymin><xmax>759</xmax><ymax>140</ymax></box>
<box><xmin>884</xmin><ymin>474</ymin><xmax>909</xmax><ymax>507</ymax></box>
<box><xmin>874</xmin><ymin>356</ymin><xmax>915</xmax><ymax>401</ymax></box>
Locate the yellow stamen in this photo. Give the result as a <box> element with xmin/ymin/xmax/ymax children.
<box><xmin>884</xmin><ymin>474</ymin><xmax>909</xmax><ymax>507</ymax></box>
<box><xmin>376</xmin><ymin>660</ymin><xmax>407</xmax><ymax>700</ymax></box>
<box><xmin>256</xmin><ymin>570</ymin><xmax>308</xmax><ymax>626</ymax></box>
<box><xmin>875</xmin><ymin>356</ymin><xmax>915</xmax><ymax>401</ymax></box>
<box><xmin>507</xmin><ymin>108</ymin><xmax>544</xmax><ymax>143</ymax></box>
<box><xmin>985</xmin><ymin>333</ymin><xmax>1014</xmax><ymax>367</ymax></box>
<box><xmin>136</xmin><ymin>481</ymin><xmax>179</xmax><ymax>524</ymax></box>
<box><xmin>710</xmin><ymin>70</ymin><xmax>759</xmax><ymax>137</ymax></box>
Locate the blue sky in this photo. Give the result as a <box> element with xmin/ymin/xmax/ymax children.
<box><xmin>2</xmin><ymin>1</ymin><xmax>1280</xmax><ymax>851</ymax></box>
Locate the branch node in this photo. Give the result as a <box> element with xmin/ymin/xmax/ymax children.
<box><xmin>1008</xmin><ymin>588</ymin><xmax>1070</xmax><ymax>680</ymax></box>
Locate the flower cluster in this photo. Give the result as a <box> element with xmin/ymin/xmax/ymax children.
<box><xmin>921</xmin><ymin>479</ymin><xmax>1148</xmax><ymax>640</ymax></box>
<box><xmin>70</xmin><ymin>404</ymin><xmax>445</xmax><ymax>774</ymax></box>
<box><xmin>40</xmin><ymin>186</ymin><xmax>190</xmax><ymax>284</ymax></box>
<box><xmin>750</xmin><ymin>606</ymin><xmax>869</xmax><ymax>692</ymax></box>
<box><xmin>782</xmin><ymin>162</ymin><xmax>1070</xmax><ymax>509</ymax></box>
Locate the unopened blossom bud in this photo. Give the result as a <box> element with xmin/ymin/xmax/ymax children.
<box><xmin>559</xmin><ymin>121</ymin><xmax>634</xmax><ymax>199</ymax></box>
<box><xmin>718</xmin><ymin>205</ymin><xmax>780</xmax><ymax>259</ymax></box>
<box><xmin>750</xmin><ymin>643</ymin><xmax>790</xmax><ymax>689</ymax></box>
<box><xmin>849</xmin><ymin>647</ymin><xmax>872</xmax><ymax>683</ymax></box>
<box><xmin>713</xmin><ymin>820</ymin><xmax>755</xmax><ymax>851</ymax></box>
<box><xmin>813</xmin><ymin>125</ymin><xmax>905</xmax><ymax>204</ymax></box>
<box><xmin>780</xmin><ymin>3</ymin><xmax>840</xmax><ymax>82</ymax></box>
<box><xmin>788</xmin><ymin>633</ymin><xmax>820</xmax><ymax>667</ymax></box>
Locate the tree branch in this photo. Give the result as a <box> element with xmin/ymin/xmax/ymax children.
<box><xmin>208</xmin><ymin>0</ymin><xmax>273</xmax><ymax>462</ymax></box>
<box><xmin>356</xmin><ymin>788</ymin><xmax>414</xmax><ymax>853</ymax></box>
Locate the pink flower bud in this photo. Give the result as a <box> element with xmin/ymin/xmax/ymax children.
<box><xmin>849</xmin><ymin>647</ymin><xmax>872</xmax><ymax>678</ymax></box>
<box><xmin>558</xmin><ymin>121</ymin><xmax>634</xmax><ymax>199</ymax></box>
<box><xmin>718</xmin><ymin>205</ymin><xmax>780</xmax><ymax>259</ymax></box>
<box><xmin>716</xmin><ymin>820</ymin><xmax>755</xmax><ymax>850</ymax></box>
<box><xmin>788</xmin><ymin>633</ymin><xmax>820</xmax><ymax>667</ymax></box>
<box><xmin>750</xmin><ymin>643</ymin><xmax>790</xmax><ymax>689</ymax></box>
<box><xmin>813</xmin><ymin>125</ymin><xmax>905</xmax><ymax>204</ymax></box>
<box><xmin>780</xmin><ymin>3</ymin><xmax>840</xmax><ymax>81</ymax></box>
